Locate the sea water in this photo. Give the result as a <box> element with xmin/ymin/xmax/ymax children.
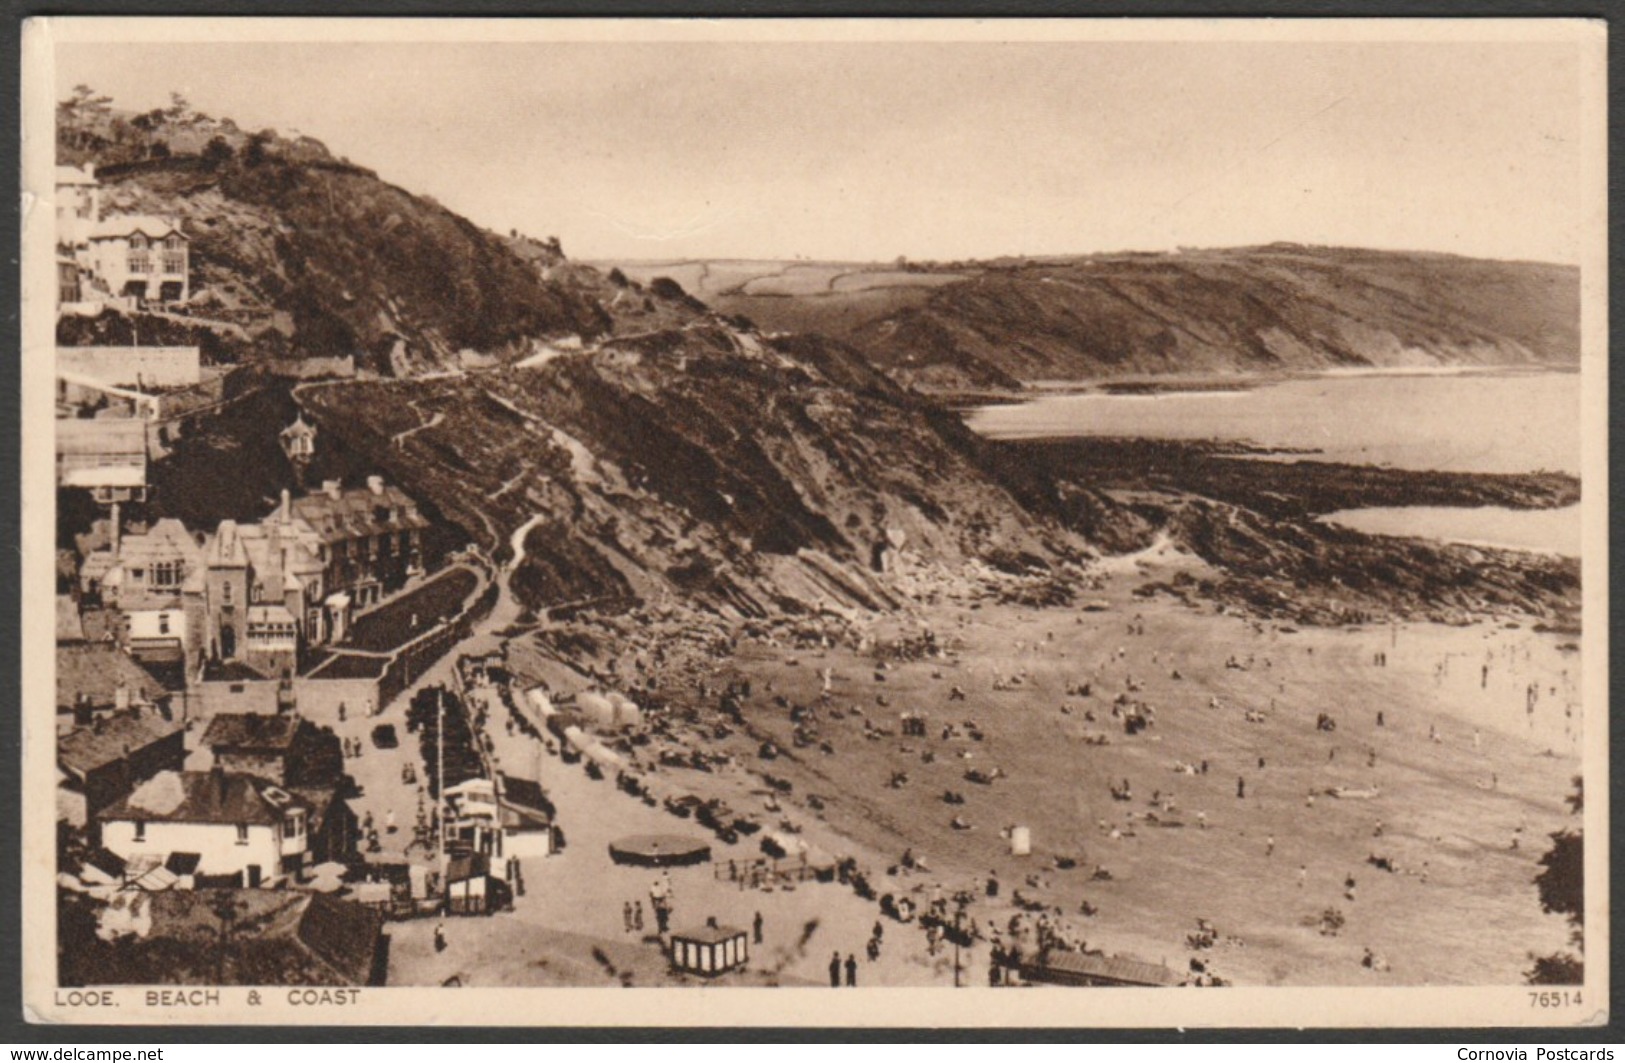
<box><xmin>966</xmin><ymin>369</ymin><xmax>1581</xmax><ymax>555</ymax></box>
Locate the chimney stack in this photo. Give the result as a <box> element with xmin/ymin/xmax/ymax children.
<box><xmin>281</xmin><ymin>488</ymin><xmax>292</xmax><ymax>520</ymax></box>
<box><xmin>109</xmin><ymin>501</ymin><xmax>121</xmax><ymax>556</ymax></box>
<box><xmin>367</xmin><ymin>475</ymin><xmax>384</xmax><ymax>496</ymax></box>
<box><xmin>323</xmin><ymin>480</ymin><xmax>341</xmax><ymax>500</ymax></box>
<box><xmin>114</xmin><ymin>684</ymin><xmax>130</xmax><ymax>711</ymax></box>
<box><xmin>212</xmin><ymin>764</ymin><xmax>227</xmax><ymax>803</ymax></box>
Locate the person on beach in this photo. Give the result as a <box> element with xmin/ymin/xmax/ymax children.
<box><xmin>753</xmin><ymin>910</ymin><xmax>764</xmax><ymax>945</ymax></box>
<box><xmin>829</xmin><ymin>951</ymin><xmax>842</xmax><ymax>987</ymax></box>
<box><xmin>846</xmin><ymin>953</ymin><xmax>858</xmax><ymax>986</ymax></box>
<box><xmin>623</xmin><ymin>901</ymin><xmax>633</xmax><ymax>933</ymax></box>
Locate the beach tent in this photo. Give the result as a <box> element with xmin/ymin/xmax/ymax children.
<box><xmin>608</xmin><ymin>693</ymin><xmax>643</xmax><ymax>729</ymax></box>
<box><xmin>524</xmin><ymin>687</ymin><xmax>556</xmax><ymax>720</ymax></box>
<box><xmin>576</xmin><ymin>692</ymin><xmax>617</xmax><ymax>731</ymax></box>
<box><xmin>761</xmin><ymin>831</ymin><xmax>836</xmax><ymax>871</ymax></box>
<box><xmin>582</xmin><ymin>741</ymin><xmax>626</xmax><ymax>770</ymax></box>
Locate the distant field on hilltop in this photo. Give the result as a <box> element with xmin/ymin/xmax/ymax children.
<box><xmin>594</xmin><ymin>259</ymin><xmax>968</xmax><ymax>339</ymax></box>
<box><xmin>600</xmin><ymin>247</ymin><xmax>1580</xmax><ymax>392</ymax></box>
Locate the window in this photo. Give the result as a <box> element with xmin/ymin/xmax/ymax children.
<box><xmin>286</xmin><ymin>813</ymin><xmax>304</xmax><ymax>837</ymax></box>
<box><xmin>129</xmin><ymin>235</ymin><xmax>147</xmax><ymax>250</ymax></box>
<box><xmin>133</xmin><ymin>821</ymin><xmax>146</xmax><ymax>842</ymax></box>
<box><xmin>152</xmin><ymin>561</ymin><xmax>181</xmax><ymax>590</ymax></box>
<box><xmin>129</xmin><ymin>568</ymin><xmax>145</xmax><ymax>582</ymax></box>
<box><xmin>163</xmin><ymin>235</ymin><xmax>184</xmax><ymax>251</ymax></box>
<box><xmin>250</xmin><ymin>583</ymin><xmax>262</xmax><ymax>604</ymax></box>
<box><xmin>220</xmin><ymin>581</ymin><xmax>233</xmax><ymax>605</ymax></box>
<box><xmin>235</xmin><ymin>824</ymin><xmax>250</xmax><ymax>845</ymax></box>
<box><xmin>157</xmin><ymin>613</ymin><xmax>170</xmax><ymax>636</ymax></box>
<box><xmin>161</xmin><ymin>252</ymin><xmax>185</xmax><ymax>275</ymax></box>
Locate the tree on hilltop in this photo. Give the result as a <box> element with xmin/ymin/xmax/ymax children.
<box><xmin>57</xmin><ymin>84</ymin><xmax>113</xmax><ymax>149</ymax></box>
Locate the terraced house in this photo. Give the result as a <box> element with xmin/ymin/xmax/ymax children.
<box><xmin>76</xmin><ymin>477</ymin><xmax>434</xmax><ymax>684</ymax></box>
<box><xmin>278</xmin><ymin>477</ymin><xmax>429</xmax><ymax>614</ymax></box>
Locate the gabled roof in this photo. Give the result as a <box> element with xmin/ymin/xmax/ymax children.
<box><xmin>289</xmin><ymin>785</ymin><xmax>341</xmax><ymax>829</ymax></box>
<box><xmin>88</xmin><ymin>215</ymin><xmax>186</xmax><ymax>242</ymax></box>
<box><xmin>280</xmin><ymin>416</ymin><xmax>317</xmax><ymax>442</ymax></box>
<box><xmin>207</xmin><ymin>520</ymin><xmax>249</xmax><ymax>568</ymax></box>
<box><xmin>100</xmin><ymin>770</ymin><xmax>307</xmax><ymax>826</ymax></box>
<box><xmin>286</xmin><ymin>484</ymin><xmax>428</xmax><ymax>543</ymax></box>
<box><xmin>56</xmin><ymin>643</ymin><xmax>163</xmax><ymax>710</ymax></box>
<box><xmin>296</xmin><ymin>895</ymin><xmax>386</xmax><ymax>986</ymax></box>
<box><xmin>58</xmin><ymin>710</ymin><xmax>183</xmax><ymax>778</ymax></box>
<box><xmin>112</xmin><ymin>518</ymin><xmax>204</xmax><ymax>569</ymax></box>
<box><xmin>202</xmin><ymin>712</ymin><xmax>300</xmax><ymax>752</ymax></box>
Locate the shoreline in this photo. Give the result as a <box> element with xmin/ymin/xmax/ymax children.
<box><xmin>483</xmin><ymin>549</ymin><xmax>1580</xmax><ymax>987</ymax></box>
<box><xmin>936</xmin><ymin>360</ymin><xmax>1579</xmax><ymax>406</ymax></box>
<box><xmin>924</xmin><ymin>361</ymin><xmax>1581</xmax><ymax>409</ymax></box>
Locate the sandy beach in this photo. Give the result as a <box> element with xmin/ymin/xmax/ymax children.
<box><xmin>377</xmin><ymin>544</ymin><xmax>1579</xmax><ymax>989</ymax></box>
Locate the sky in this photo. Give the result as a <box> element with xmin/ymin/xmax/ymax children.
<box><xmin>53</xmin><ymin>34</ymin><xmax>1589</xmax><ymax>264</ymax></box>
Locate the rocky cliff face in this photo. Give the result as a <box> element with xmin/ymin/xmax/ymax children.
<box><xmin>295</xmin><ymin>325</ymin><xmax>1080</xmax><ymax>620</ymax></box>
<box><xmin>69</xmin><ymin>99</ymin><xmax>1576</xmax><ymax>630</ymax></box>
<box><xmin>846</xmin><ymin>245</ymin><xmax>1579</xmax><ymax>389</ymax></box>
<box><xmin>59</xmin><ymin>110</ymin><xmax>704</xmax><ymax>374</ymax></box>
<box><xmin>84</xmin><ymin>154</ymin><xmax>610</xmax><ymax>373</ymax></box>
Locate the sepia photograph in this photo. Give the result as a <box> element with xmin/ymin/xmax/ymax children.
<box><xmin>19</xmin><ymin>17</ymin><xmax>1608</xmax><ymax>1028</ymax></box>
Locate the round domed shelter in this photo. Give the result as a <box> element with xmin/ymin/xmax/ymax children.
<box><xmin>608</xmin><ymin>834</ymin><xmax>713</xmax><ymax>868</ymax></box>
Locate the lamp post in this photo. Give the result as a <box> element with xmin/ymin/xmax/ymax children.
<box><xmin>953</xmin><ymin>895</ymin><xmax>966</xmax><ymax>988</ymax></box>
<box><xmin>438</xmin><ymin>687</ymin><xmax>447</xmax><ymax>881</ymax></box>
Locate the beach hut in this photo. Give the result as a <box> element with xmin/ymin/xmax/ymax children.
<box><xmin>445</xmin><ymin>852</ymin><xmax>511</xmax><ymax>915</ymax></box>
<box><xmin>1010</xmin><ymin>826</ymin><xmax>1032</xmax><ymax>856</ymax></box>
<box><xmin>670</xmin><ymin>917</ymin><xmax>749</xmax><ymax>977</ymax></box>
